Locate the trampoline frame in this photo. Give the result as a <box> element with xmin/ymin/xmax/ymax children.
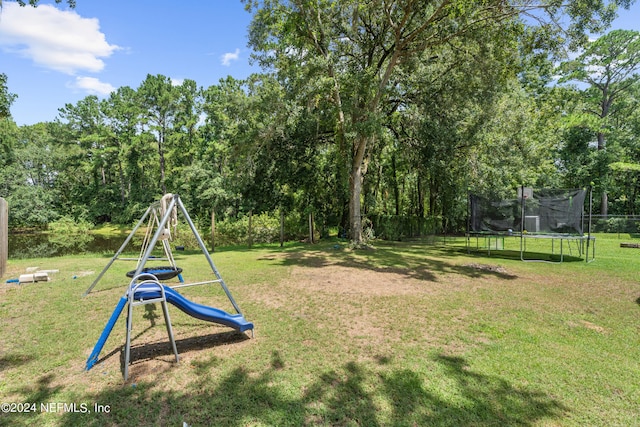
<box><xmin>466</xmin><ymin>187</ymin><xmax>595</xmax><ymax>263</ymax></box>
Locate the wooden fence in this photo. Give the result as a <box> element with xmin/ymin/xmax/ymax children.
<box><xmin>0</xmin><ymin>197</ymin><xmax>7</xmax><ymax>278</ymax></box>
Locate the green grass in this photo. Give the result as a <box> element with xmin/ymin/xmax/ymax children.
<box><xmin>0</xmin><ymin>234</ymin><xmax>639</xmax><ymax>426</ymax></box>
<box><xmin>90</xmin><ymin>224</ymin><xmax>132</xmax><ymax>236</ymax></box>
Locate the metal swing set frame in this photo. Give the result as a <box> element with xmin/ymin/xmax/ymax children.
<box><xmin>83</xmin><ymin>194</ymin><xmax>242</xmax><ymax>313</ymax></box>
<box><xmin>83</xmin><ymin>194</ymin><xmax>252</xmax><ymax>380</ymax></box>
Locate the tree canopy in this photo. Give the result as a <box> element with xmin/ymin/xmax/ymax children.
<box><xmin>556</xmin><ymin>29</ymin><xmax>640</xmax><ymax>216</ymax></box>
<box><xmin>243</xmin><ymin>0</ymin><xmax>634</xmax><ymax>241</ymax></box>
<box><xmin>2</xmin><ymin>1</ymin><xmax>640</xmax><ymax>236</ymax></box>
<box><xmin>0</xmin><ymin>74</ymin><xmax>17</xmax><ymax>119</ymax></box>
<box><xmin>1</xmin><ymin>0</ymin><xmax>76</xmax><ymax>7</ymax></box>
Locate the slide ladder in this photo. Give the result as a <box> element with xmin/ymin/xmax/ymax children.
<box><xmin>85</xmin><ymin>275</ymin><xmax>253</xmax><ymax>380</ymax></box>
<box><xmin>85</xmin><ymin>296</ymin><xmax>127</xmax><ymax>371</ymax></box>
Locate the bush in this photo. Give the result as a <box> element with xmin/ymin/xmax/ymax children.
<box><xmin>214</xmin><ymin>212</ymin><xmax>282</xmax><ymax>246</ymax></box>
<box><xmin>48</xmin><ymin>216</ymin><xmax>94</xmax><ymax>234</ymax></box>
<box><xmin>606</xmin><ymin>217</ymin><xmax>622</xmax><ymax>233</ymax></box>
<box><xmin>366</xmin><ymin>215</ymin><xmax>443</xmax><ymax>240</ymax></box>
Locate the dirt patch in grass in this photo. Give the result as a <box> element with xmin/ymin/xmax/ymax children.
<box><xmin>566</xmin><ymin>320</ymin><xmax>608</xmax><ymax>334</ymax></box>
<box><xmin>83</xmin><ymin>318</ymin><xmax>253</xmax><ymax>384</ymax></box>
<box><xmin>269</xmin><ymin>258</ymin><xmax>488</xmax><ymax>362</ymax></box>
<box><xmin>289</xmin><ymin>263</ymin><xmax>436</xmax><ymax>296</ymax></box>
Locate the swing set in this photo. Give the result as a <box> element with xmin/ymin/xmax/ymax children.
<box><xmin>84</xmin><ymin>194</ymin><xmax>253</xmax><ymax>380</ymax></box>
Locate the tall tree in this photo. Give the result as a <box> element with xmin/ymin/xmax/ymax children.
<box><xmin>201</xmin><ymin>76</ymin><xmax>253</xmax><ymax>217</ymax></box>
<box><xmin>244</xmin><ymin>0</ymin><xmax>631</xmax><ymax>243</ymax></box>
<box><xmin>0</xmin><ymin>117</ymin><xmax>19</xmax><ymax>196</ymax></box>
<box><xmin>0</xmin><ymin>74</ymin><xmax>16</xmax><ymax>119</ymax></box>
<box><xmin>202</xmin><ymin>74</ymin><xmax>303</xmax><ymax>217</ymax></box>
<box><xmin>57</xmin><ymin>95</ymin><xmax>122</xmax><ymax>221</ymax></box>
<box><xmin>557</xmin><ymin>29</ymin><xmax>640</xmax><ymax>216</ymax></box>
<box><xmin>138</xmin><ymin>74</ymin><xmax>180</xmax><ymax>195</ymax></box>
<box><xmin>6</xmin><ymin>123</ymin><xmax>63</xmax><ymax>227</ymax></box>
<box><xmin>101</xmin><ymin>86</ymin><xmax>144</xmax><ymax>210</ymax></box>
<box><xmin>0</xmin><ymin>73</ymin><xmax>17</xmax><ymax>174</ymax></box>
<box><xmin>2</xmin><ymin>0</ymin><xmax>76</xmax><ymax>6</ymax></box>
<box><xmin>170</xmin><ymin>79</ymin><xmax>202</xmax><ymax>170</ymax></box>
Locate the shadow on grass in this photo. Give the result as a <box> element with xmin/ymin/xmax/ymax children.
<box><xmin>49</xmin><ymin>353</ymin><xmax>565</xmax><ymax>426</ymax></box>
<box><xmin>0</xmin><ymin>353</ymin><xmax>34</xmax><ymax>371</ymax></box>
<box><xmin>86</xmin><ymin>325</ymin><xmax>249</xmax><ymax>379</ymax></box>
<box><xmin>462</xmin><ymin>248</ymin><xmax>585</xmax><ymax>263</ymax></box>
<box><xmin>123</xmin><ymin>330</ymin><xmax>250</xmax><ymax>371</ymax></box>
<box><xmin>1</xmin><ymin>374</ymin><xmax>62</xmax><ymax>425</ymax></box>
<box><xmin>277</xmin><ymin>242</ymin><xmax>519</xmax><ymax>282</ymax></box>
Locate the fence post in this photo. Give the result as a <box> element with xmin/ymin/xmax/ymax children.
<box><xmin>0</xmin><ymin>197</ymin><xmax>7</xmax><ymax>278</ymax></box>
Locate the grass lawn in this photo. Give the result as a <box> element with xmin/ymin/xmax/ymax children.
<box><xmin>1</xmin><ymin>233</ymin><xmax>639</xmax><ymax>426</ymax></box>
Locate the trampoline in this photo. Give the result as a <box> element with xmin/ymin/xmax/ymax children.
<box><xmin>466</xmin><ymin>187</ymin><xmax>595</xmax><ymax>263</ymax></box>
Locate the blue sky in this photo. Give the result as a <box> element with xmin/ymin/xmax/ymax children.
<box><xmin>1</xmin><ymin>1</ymin><xmax>258</xmax><ymax>125</ymax></box>
<box><xmin>1</xmin><ymin>0</ymin><xmax>639</xmax><ymax>126</ymax></box>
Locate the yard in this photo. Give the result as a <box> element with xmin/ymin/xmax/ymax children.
<box><xmin>1</xmin><ymin>234</ymin><xmax>638</xmax><ymax>426</ymax></box>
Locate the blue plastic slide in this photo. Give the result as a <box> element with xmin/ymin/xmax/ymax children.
<box><xmin>133</xmin><ymin>284</ymin><xmax>254</xmax><ymax>333</ymax></box>
<box><xmin>86</xmin><ymin>286</ymin><xmax>253</xmax><ymax>371</ymax></box>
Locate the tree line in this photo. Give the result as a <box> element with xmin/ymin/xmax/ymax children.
<box><xmin>2</xmin><ymin>0</ymin><xmax>640</xmax><ymax>242</ymax></box>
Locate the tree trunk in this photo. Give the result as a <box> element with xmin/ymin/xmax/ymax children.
<box><xmin>349</xmin><ymin>135</ymin><xmax>368</xmax><ymax>243</ymax></box>
<box><xmin>158</xmin><ymin>126</ymin><xmax>167</xmax><ymax>195</ymax></box>
<box><xmin>118</xmin><ymin>158</ymin><xmax>126</xmax><ymax>205</ymax></box>
<box><xmin>158</xmin><ymin>143</ymin><xmax>167</xmax><ymax>195</ymax></box>
<box><xmin>247</xmin><ymin>210</ymin><xmax>253</xmax><ymax>249</ymax></box>
<box><xmin>417</xmin><ymin>171</ymin><xmax>425</xmax><ymax>218</ymax></box>
<box><xmin>429</xmin><ymin>175</ymin><xmax>437</xmax><ymax>216</ymax></box>
<box><xmin>0</xmin><ymin>198</ymin><xmax>7</xmax><ymax>278</ymax></box>
<box><xmin>211</xmin><ymin>210</ymin><xmax>215</xmax><ymax>252</ymax></box>
<box><xmin>308</xmin><ymin>211</ymin><xmax>314</xmax><ymax>244</ymax></box>
<box><xmin>349</xmin><ymin>167</ymin><xmax>363</xmax><ymax>243</ymax></box>
<box><xmin>601</xmin><ymin>192</ymin><xmax>608</xmax><ymax>218</ymax></box>
<box><xmin>598</xmin><ymin>131</ymin><xmax>608</xmax><ymax>218</ymax></box>
<box><xmin>280</xmin><ymin>209</ymin><xmax>284</xmax><ymax>247</ymax></box>
<box><xmin>392</xmin><ymin>153</ymin><xmax>400</xmax><ymax>216</ymax></box>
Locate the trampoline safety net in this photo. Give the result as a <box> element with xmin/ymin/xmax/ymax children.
<box><xmin>469</xmin><ymin>188</ymin><xmax>587</xmax><ymax>235</ymax></box>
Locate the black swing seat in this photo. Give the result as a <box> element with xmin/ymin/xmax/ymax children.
<box><xmin>126</xmin><ymin>266</ymin><xmax>183</xmax><ymax>280</ymax></box>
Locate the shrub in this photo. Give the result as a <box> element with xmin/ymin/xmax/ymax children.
<box><xmin>48</xmin><ymin>216</ymin><xmax>94</xmax><ymax>234</ymax></box>
<box><xmin>214</xmin><ymin>212</ymin><xmax>282</xmax><ymax>246</ymax></box>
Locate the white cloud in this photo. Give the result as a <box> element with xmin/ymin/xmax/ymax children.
<box><xmin>70</xmin><ymin>76</ymin><xmax>115</xmax><ymax>95</ymax></box>
<box><xmin>171</xmin><ymin>78</ymin><xmax>184</xmax><ymax>86</ymax></box>
<box><xmin>221</xmin><ymin>48</ymin><xmax>240</xmax><ymax>66</ymax></box>
<box><xmin>0</xmin><ymin>3</ymin><xmax>119</xmax><ymax>75</ymax></box>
